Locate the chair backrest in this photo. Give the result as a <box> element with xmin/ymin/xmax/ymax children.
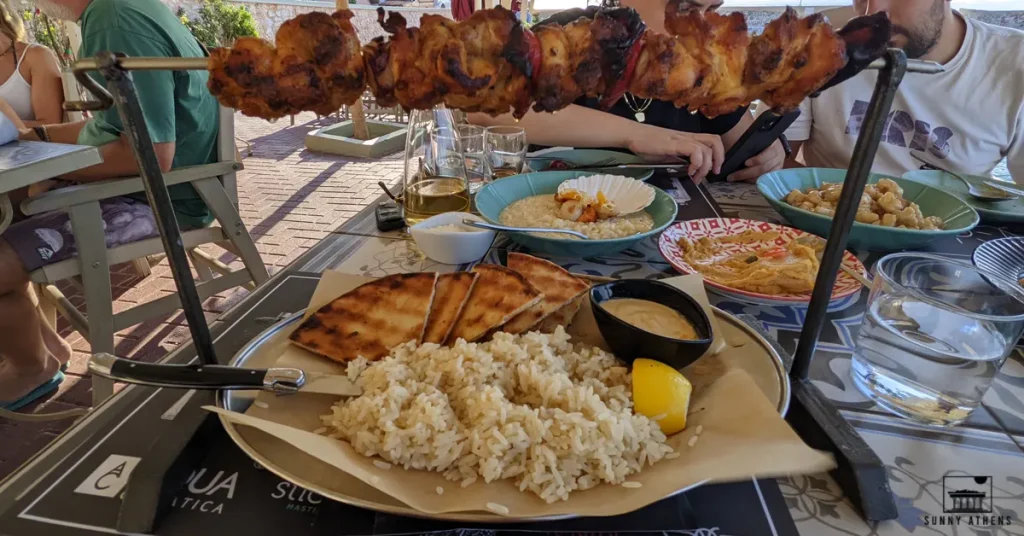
<box><xmin>60</xmin><ymin>70</ymin><xmax>84</xmax><ymax>123</ymax></box>
<box><xmin>215</xmin><ymin>105</ymin><xmax>240</xmax><ymax>207</ymax></box>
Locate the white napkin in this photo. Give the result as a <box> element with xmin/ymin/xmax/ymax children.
<box><xmin>0</xmin><ymin>114</ymin><xmax>19</xmax><ymax>145</ymax></box>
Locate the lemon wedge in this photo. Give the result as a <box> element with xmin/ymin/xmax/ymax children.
<box><xmin>631</xmin><ymin>358</ymin><xmax>692</xmax><ymax>435</ymax></box>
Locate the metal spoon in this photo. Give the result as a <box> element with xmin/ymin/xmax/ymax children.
<box><xmin>462</xmin><ymin>219</ymin><xmax>589</xmax><ymax>239</ymax></box>
<box><xmin>911</xmin><ymin>153</ymin><xmax>1017</xmax><ymax>202</ymax></box>
<box><xmin>982</xmin><ymin>180</ymin><xmax>1024</xmax><ymax>198</ymax></box>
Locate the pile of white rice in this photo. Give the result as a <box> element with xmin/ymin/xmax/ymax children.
<box><xmin>320</xmin><ymin>327</ymin><xmax>674</xmax><ymax>503</ymax></box>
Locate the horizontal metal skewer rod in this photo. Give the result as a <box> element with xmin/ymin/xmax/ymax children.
<box><xmin>68</xmin><ymin>56</ymin><xmax>942</xmax><ymax>77</ymax></box>
<box><xmin>868</xmin><ymin>57</ymin><xmax>943</xmax><ymax>74</ymax></box>
<box><xmin>72</xmin><ymin>56</ymin><xmax>210</xmax><ymax>73</ymax></box>
<box><xmin>63</xmin><ymin>53</ymin><xmax>943</xmax><ymax>113</ymax></box>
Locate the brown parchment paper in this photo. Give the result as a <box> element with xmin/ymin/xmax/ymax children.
<box><xmin>208</xmin><ymin>271</ymin><xmax>834</xmax><ymax>518</ymax></box>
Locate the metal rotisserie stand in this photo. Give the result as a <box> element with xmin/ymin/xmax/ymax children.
<box><xmin>68</xmin><ymin>47</ymin><xmax>938</xmax><ymax>531</ymax></box>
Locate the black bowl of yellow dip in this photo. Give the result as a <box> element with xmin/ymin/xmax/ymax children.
<box><xmin>591</xmin><ymin>279</ymin><xmax>713</xmax><ymax>369</ymax></box>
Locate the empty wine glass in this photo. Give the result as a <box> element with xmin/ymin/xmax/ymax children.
<box><xmin>485</xmin><ymin>126</ymin><xmax>528</xmax><ymax>180</ymax></box>
<box><xmin>458</xmin><ymin>124</ymin><xmax>487</xmax><ymax>193</ymax></box>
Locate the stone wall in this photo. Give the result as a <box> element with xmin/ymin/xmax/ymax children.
<box><xmin>167</xmin><ymin>0</ymin><xmax>449</xmax><ymax>42</ymax></box>
<box><xmin>963</xmin><ymin>9</ymin><xmax>1024</xmax><ymax>29</ymax></box>
<box><xmin>165</xmin><ymin>0</ymin><xmax>1024</xmax><ymax>41</ymax></box>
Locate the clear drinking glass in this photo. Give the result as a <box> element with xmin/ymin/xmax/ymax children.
<box><xmin>851</xmin><ymin>253</ymin><xmax>1024</xmax><ymax>426</ymax></box>
<box><xmin>484</xmin><ymin>126</ymin><xmax>528</xmax><ymax>180</ymax></box>
<box><xmin>401</xmin><ymin>107</ymin><xmax>471</xmax><ymax>225</ymax></box>
<box><xmin>458</xmin><ymin>124</ymin><xmax>487</xmax><ymax>193</ymax></box>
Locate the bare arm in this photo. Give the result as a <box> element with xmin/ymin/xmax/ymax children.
<box><xmin>23</xmin><ymin>46</ymin><xmax>65</xmax><ymax>127</ymax></box>
<box><xmin>721</xmin><ymin>108</ymin><xmax>752</xmax><ymax>150</ymax></box>
<box><xmin>469</xmin><ymin>106</ymin><xmax>725</xmax><ymax>181</ymax></box>
<box><xmin>20</xmin><ymin>123</ymin><xmax>176</xmax><ymax>181</ymax></box>
<box><xmin>784</xmin><ymin>141</ymin><xmax>806</xmax><ymax>169</ymax></box>
<box><xmin>470</xmin><ymin>105</ymin><xmax>645</xmax><ymax>148</ymax></box>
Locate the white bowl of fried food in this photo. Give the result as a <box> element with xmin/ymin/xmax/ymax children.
<box><xmin>757</xmin><ymin>169</ymin><xmax>980</xmax><ymax>251</ymax></box>
<box><xmin>409</xmin><ymin>212</ymin><xmax>496</xmax><ymax>265</ymax></box>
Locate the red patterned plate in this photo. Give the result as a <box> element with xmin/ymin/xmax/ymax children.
<box><xmin>658</xmin><ymin>218</ymin><xmax>867</xmax><ymax>306</ymax></box>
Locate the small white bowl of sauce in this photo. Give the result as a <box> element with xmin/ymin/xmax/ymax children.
<box><xmin>590</xmin><ymin>279</ymin><xmax>713</xmax><ymax>369</ymax></box>
<box><xmin>409</xmin><ymin>212</ymin><xmax>496</xmax><ymax>265</ymax></box>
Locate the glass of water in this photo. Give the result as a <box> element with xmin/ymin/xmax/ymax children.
<box><xmin>484</xmin><ymin>126</ymin><xmax>528</xmax><ymax>180</ymax></box>
<box><xmin>457</xmin><ymin>124</ymin><xmax>487</xmax><ymax>193</ymax></box>
<box><xmin>851</xmin><ymin>253</ymin><xmax>1024</xmax><ymax>426</ymax></box>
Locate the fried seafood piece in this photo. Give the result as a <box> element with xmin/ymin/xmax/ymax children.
<box><xmin>207</xmin><ymin>10</ymin><xmax>365</xmax><ymax>119</ymax></box>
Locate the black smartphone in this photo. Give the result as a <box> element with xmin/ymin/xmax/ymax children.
<box><xmin>707</xmin><ymin>109</ymin><xmax>801</xmax><ymax>182</ymax></box>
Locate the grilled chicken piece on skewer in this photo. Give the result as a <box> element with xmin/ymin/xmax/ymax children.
<box><xmin>207</xmin><ymin>10</ymin><xmax>364</xmax><ymax>119</ymax></box>
<box><xmin>745</xmin><ymin>7</ymin><xmax>847</xmax><ymax>111</ymax></box>
<box><xmin>631</xmin><ymin>2</ymin><xmax>846</xmax><ymax>117</ymax></box>
<box><xmin>364</xmin><ymin>7</ymin><xmax>535</xmax><ymax>118</ymax></box>
<box><xmin>530</xmin><ymin>7</ymin><xmax>645</xmax><ymax>113</ymax></box>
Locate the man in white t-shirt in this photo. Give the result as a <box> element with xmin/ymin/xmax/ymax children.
<box><xmin>782</xmin><ymin>0</ymin><xmax>1024</xmax><ymax>184</ymax></box>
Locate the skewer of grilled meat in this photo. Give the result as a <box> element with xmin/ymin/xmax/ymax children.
<box><xmin>208</xmin><ymin>5</ymin><xmax>891</xmax><ymax>121</ymax></box>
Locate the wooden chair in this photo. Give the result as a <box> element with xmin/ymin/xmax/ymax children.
<box><xmin>22</xmin><ymin>105</ymin><xmax>270</xmax><ymax>405</ymax></box>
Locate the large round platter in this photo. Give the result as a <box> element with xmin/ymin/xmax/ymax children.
<box><xmin>973</xmin><ymin>237</ymin><xmax>1024</xmax><ymax>285</ymax></box>
<box><xmin>658</xmin><ymin>218</ymin><xmax>866</xmax><ymax>306</ymax></box>
<box><xmin>218</xmin><ymin>303</ymin><xmax>789</xmax><ymax>523</ymax></box>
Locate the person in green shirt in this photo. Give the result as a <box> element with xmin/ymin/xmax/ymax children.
<box><xmin>0</xmin><ymin>0</ymin><xmax>219</xmax><ymax>409</ymax></box>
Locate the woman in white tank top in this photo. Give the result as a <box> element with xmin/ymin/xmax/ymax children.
<box><xmin>0</xmin><ymin>0</ymin><xmax>64</xmax><ymax>126</ymax></box>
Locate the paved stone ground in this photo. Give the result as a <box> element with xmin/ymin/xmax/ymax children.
<box><xmin>0</xmin><ymin>112</ymin><xmax>405</xmax><ymax>478</ymax></box>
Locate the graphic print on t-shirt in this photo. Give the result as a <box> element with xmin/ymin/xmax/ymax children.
<box><xmin>844</xmin><ymin>100</ymin><xmax>954</xmax><ymax>160</ymax></box>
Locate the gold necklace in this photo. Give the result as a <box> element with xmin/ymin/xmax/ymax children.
<box><xmin>623</xmin><ymin>93</ymin><xmax>653</xmax><ymax>123</ymax></box>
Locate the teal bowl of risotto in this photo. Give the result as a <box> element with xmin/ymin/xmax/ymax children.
<box><xmin>475</xmin><ymin>171</ymin><xmax>678</xmax><ymax>258</ymax></box>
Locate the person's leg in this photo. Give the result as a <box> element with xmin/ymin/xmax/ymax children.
<box><xmin>0</xmin><ymin>239</ymin><xmax>60</xmax><ymax>403</ymax></box>
<box><xmin>0</xmin><ymin>207</ymin><xmax>84</xmax><ymax>405</ymax></box>
<box><xmin>0</xmin><ymin>196</ymin><xmax>162</xmax><ymax>405</ymax></box>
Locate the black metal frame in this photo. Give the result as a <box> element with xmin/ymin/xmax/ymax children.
<box><xmin>784</xmin><ymin>49</ymin><xmax>908</xmax><ymax>521</ymax></box>
<box><xmin>67</xmin><ymin>52</ymin><xmax>218</xmax><ymax>366</ymax></box>
<box><xmin>67</xmin><ymin>48</ymin><xmax>941</xmax><ymax>526</ymax></box>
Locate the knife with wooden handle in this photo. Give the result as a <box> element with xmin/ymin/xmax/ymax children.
<box><xmin>89</xmin><ymin>353</ymin><xmax>362</xmax><ymax>396</ymax></box>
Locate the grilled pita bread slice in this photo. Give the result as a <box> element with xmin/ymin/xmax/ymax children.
<box><xmin>446</xmin><ymin>265</ymin><xmax>543</xmax><ymax>344</ymax></box>
<box><xmin>535</xmin><ymin>294</ymin><xmax>587</xmax><ymax>334</ymax></box>
<box><xmin>501</xmin><ymin>253</ymin><xmax>591</xmax><ymax>334</ymax></box>
<box><xmin>290</xmin><ymin>272</ymin><xmax>438</xmax><ymax>362</ymax></box>
<box><xmin>422</xmin><ymin>272</ymin><xmax>479</xmax><ymax>344</ymax></box>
